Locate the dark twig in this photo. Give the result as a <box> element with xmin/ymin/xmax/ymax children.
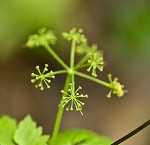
<box><xmin>111</xmin><ymin>120</ymin><xmax>150</xmax><ymax>145</ymax></box>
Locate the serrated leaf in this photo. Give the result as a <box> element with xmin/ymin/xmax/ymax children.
<box><xmin>14</xmin><ymin>115</ymin><xmax>49</xmax><ymax>145</ymax></box>
<box><xmin>0</xmin><ymin>115</ymin><xmax>17</xmax><ymax>145</ymax></box>
<box><xmin>55</xmin><ymin>129</ymin><xmax>113</xmax><ymax>145</ymax></box>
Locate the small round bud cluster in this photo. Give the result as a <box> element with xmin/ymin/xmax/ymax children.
<box><xmin>26</xmin><ymin>27</ymin><xmax>57</xmax><ymax>48</ymax></box>
<box><xmin>62</xmin><ymin>28</ymin><xmax>87</xmax><ymax>44</ymax></box>
<box><xmin>107</xmin><ymin>74</ymin><xmax>125</xmax><ymax>98</ymax></box>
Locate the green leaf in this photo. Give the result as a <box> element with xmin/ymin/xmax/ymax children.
<box><xmin>55</xmin><ymin>129</ymin><xmax>113</xmax><ymax>145</ymax></box>
<box><xmin>0</xmin><ymin>115</ymin><xmax>17</xmax><ymax>145</ymax></box>
<box><xmin>14</xmin><ymin>115</ymin><xmax>49</xmax><ymax>145</ymax></box>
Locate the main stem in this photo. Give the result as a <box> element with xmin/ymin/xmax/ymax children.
<box><xmin>49</xmin><ymin>75</ymin><xmax>71</xmax><ymax>145</ymax></box>
<box><xmin>49</xmin><ymin>39</ymin><xmax>76</xmax><ymax>144</ymax></box>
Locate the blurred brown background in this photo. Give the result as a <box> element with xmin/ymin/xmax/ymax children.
<box><xmin>0</xmin><ymin>0</ymin><xmax>149</xmax><ymax>145</ymax></box>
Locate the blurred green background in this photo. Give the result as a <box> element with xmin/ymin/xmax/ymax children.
<box><xmin>0</xmin><ymin>0</ymin><xmax>149</xmax><ymax>145</ymax></box>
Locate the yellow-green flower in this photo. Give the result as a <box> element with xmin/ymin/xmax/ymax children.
<box><xmin>59</xmin><ymin>83</ymin><xmax>88</xmax><ymax>115</ymax></box>
<box><xmin>87</xmin><ymin>53</ymin><xmax>104</xmax><ymax>77</ymax></box>
<box><xmin>31</xmin><ymin>64</ymin><xmax>55</xmax><ymax>90</ymax></box>
<box><xmin>107</xmin><ymin>74</ymin><xmax>125</xmax><ymax>98</ymax></box>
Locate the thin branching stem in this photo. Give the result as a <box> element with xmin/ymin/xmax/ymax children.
<box><xmin>70</xmin><ymin>40</ymin><xmax>76</xmax><ymax>68</ymax></box>
<box><xmin>44</xmin><ymin>43</ymin><xmax>69</xmax><ymax>70</ymax></box>
<box><xmin>70</xmin><ymin>39</ymin><xmax>76</xmax><ymax>92</ymax></box>
<box><xmin>45</xmin><ymin>70</ymin><xmax>67</xmax><ymax>77</ymax></box>
<box><xmin>75</xmin><ymin>54</ymin><xmax>89</xmax><ymax>69</ymax></box>
<box><xmin>75</xmin><ymin>71</ymin><xmax>111</xmax><ymax>88</ymax></box>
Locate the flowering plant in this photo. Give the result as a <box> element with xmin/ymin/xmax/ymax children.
<box><xmin>0</xmin><ymin>28</ymin><xmax>127</xmax><ymax>145</ymax></box>
<box><xmin>27</xmin><ymin>27</ymin><xmax>125</xmax><ymax>145</ymax></box>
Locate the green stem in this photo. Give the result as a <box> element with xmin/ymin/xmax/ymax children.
<box><xmin>49</xmin><ymin>75</ymin><xmax>71</xmax><ymax>145</ymax></box>
<box><xmin>75</xmin><ymin>71</ymin><xmax>111</xmax><ymax>88</ymax></box>
<box><xmin>75</xmin><ymin>63</ymin><xmax>90</xmax><ymax>70</ymax></box>
<box><xmin>75</xmin><ymin>54</ymin><xmax>89</xmax><ymax>69</ymax></box>
<box><xmin>71</xmin><ymin>74</ymin><xmax>75</xmax><ymax>92</ymax></box>
<box><xmin>44</xmin><ymin>43</ymin><xmax>69</xmax><ymax>70</ymax></box>
<box><xmin>45</xmin><ymin>70</ymin><xmax>67</xmax><ymax>77</ymax></box>
<box><xmin>70</xmin><ymin>40</ymin><xmax>76</xmax><ymax>68</ymax></box>
<box><xmin>70</xmin><ymin>39</ymin><xmax>76</xmax><ymax>92</ymax></box>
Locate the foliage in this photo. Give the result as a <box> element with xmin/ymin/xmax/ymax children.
<box><xmin>14</xmin><ymin>116</ymin><xmax>49</xmax><ymax>145</ymax></box>
<box><xmin>0</xmin><ymin>116</ymin><xmax>16</xmax><ymax>145</ymax></box>
<box><xmin>0</xmin><ymin>115</ymin><xmax>49</xmax><ymax>145</ymax></box>
<box><xmin>55</xmin><ymin>129</ymin><xmax>113</xmax><ymax>145</ymax></box>
<box><xmin>0</xmin><ymin>116</ymin><xmax>116</xmax><ymax>145</ymax></box>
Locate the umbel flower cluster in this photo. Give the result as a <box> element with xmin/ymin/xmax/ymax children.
<box><xmin>31</xmin><ymin>64</ymin><xmax>55</xmax><ymax>90</ymax></box>
<box><xmin>26</xmin><ymin>27</ymin><xmax>125</xmax><ymax>115</ymax></box>
<box><xmin>60</xmin><ymin>83</ymin><xmax>88</xmax><ymax>115</ymax></box>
